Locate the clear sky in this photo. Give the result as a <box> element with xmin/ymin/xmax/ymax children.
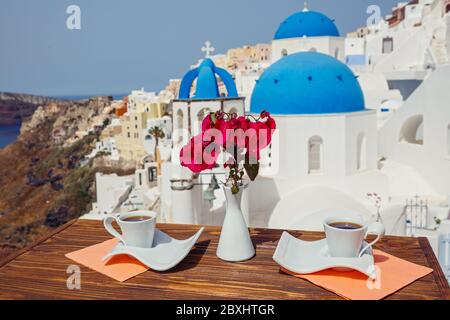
<box><xmin>0</xmin><ymin>0</ymin><xmax>401</xmax><ymax>97</ymax></box>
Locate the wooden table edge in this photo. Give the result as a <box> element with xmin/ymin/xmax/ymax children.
<box><xmin>0</xmin><ymin>219</ymin><xmax>78</xmax><ymax>269</ymax></box>
<box><xmin>418</xmin><ymin>237</ymin><xmax>450</xmax><ymax>300</ymax></box>
<box><xmin>1</xmin><ymin>220</ymin><xmax>449</xmax><ymax>300</ymax></box>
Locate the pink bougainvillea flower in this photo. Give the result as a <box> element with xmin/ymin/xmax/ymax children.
<box><xmin>181</xmin><ymin>110</ymin><xmax>276</xmax><ymax>189</ymax></box>
<box><xmin>246</xmin><ymin>117</ymin><xmax>276</xmax><ymax>151</ymax></box>
<box><xmin>201</xmin><ymin>114</ymin><xmax>213</xmax><ymax>132</ymax></box>
<box><xmin>180</xmin><ymin>134</ymin><xmax>219</xmax><ymax>173</ymax></box>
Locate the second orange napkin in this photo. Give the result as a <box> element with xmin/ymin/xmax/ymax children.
<box><xmin>282</xmin><ymin>249</ymin><xmax>433</xmax><ymax>300</ymax></box>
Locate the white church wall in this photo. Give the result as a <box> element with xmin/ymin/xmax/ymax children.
<box><xmin>236</xmin><ymin>73</ymin><xmax>259</xmax><ymax>111</ymax></box>
<box><xmin>222</xmin><ymin>98</ymin><xmax>246</xmax><ymax>115</ymax></box>
<box><xmin>172</xmin><ymin>101</ymin><xmax>190</xmax><ymax>145</ymax></box>
<box><xmin>271</xmin><ymin>112</ymin><xmax>378</xmax><ymax>185</ymax></box>
<box><xmin>328</xmin><ymin>37</ymin><xmax>346</xmax><ymax>61</ymax></box>
<box><xmin>272</xmin><ymin>37</ymin><xmax>345</xmax><ymax>63</ymax></box>
<box><xmin>379</xmin><ymin>65</ymin><xmax>450</xmax><ymax>196</ymax></box>
<box><xmin>160</xmin><ymin>162</ymin><xmax>173</xmax><ymax>222</ymax></box>
<box><xmin>247</xmin><ymin>111</ymin><xmax>386</xmax><ymax>230</ymax></box>
<box><xmin>190</xmin><ymin>100</ymin><xmax>222</xmax><ymax>136</ymax></box>
<box><xmin>267</xmin><ymin>185</ymin><xmax>373</xmax><ymax>231</ymax></box>
<box><xmin>272</xmin><ymin>114</ymin><xmax>347</xmax><ymax>192</ymax></box>
<box><xmin>345</xmin><ymin>110</ymin><xmax>378</xmax><ymax>175</ymax></box>
<box><xmin>172</xmin><ymin>188</ymin><xmax>195</xmax><ymax>224</ymax></box>
<box><xmin>172</xmin><ymin>99</ymin><xmax>245</xmax><ymax>140</ymax></box>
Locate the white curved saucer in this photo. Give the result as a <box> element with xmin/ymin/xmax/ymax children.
<box><xmin>273</xmin><ymin>232</ymin><xmax>377</xmax><ymax>280</ymax></box>
<box><xmin>102</xmin><ymin>227</ymin><xmax>204</xmax><ymax>272</ymax></box>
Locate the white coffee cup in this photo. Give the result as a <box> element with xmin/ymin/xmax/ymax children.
<box><xmin>324</xmin><ymin>216</ymin><xmax>385</xmax><ymax>258</ymax></box>
<box><xmin>103</xmin><ymin>211</ymin><xmax>157</xmax><ymax>248</ymax></box>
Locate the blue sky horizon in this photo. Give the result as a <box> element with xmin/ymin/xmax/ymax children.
<box><xmin>1</xmin><ymin>0</ymin><xmax>401</xmax><ymax>97</ymax></box>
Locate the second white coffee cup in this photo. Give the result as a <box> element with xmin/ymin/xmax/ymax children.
<box><xmin>103</xmin><ymin>211</ymin><xmax>157</xmax><ymax>248</ymax></box>
<box><xmin>324</xmin><ymin>216</ymin><xmax>385</xmax><ymax>258</ymax></box>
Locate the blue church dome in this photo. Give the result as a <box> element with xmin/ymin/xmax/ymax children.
<box><xmin>274</xmin><ymin>10</ymin><xmax>340</xmax><ymax>40</ymax></box>
<box><xmin>178</xmin><ymin>58</ymin><xmax>238</xmax><ymax>100</ymax></box>
<box><xmin>250</xmin><ymin>52</ymin><xmax>365</xmax><ymax>115</ymax></box>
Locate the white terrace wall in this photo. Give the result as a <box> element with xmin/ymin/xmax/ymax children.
<box><xmin>379</xmin><ymin>65</ymin><xmax>450</xmax><ymax>196</ymax></box>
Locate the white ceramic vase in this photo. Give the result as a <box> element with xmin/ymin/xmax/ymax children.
<box><xmin>216</xmin><ymin>185</ymin><xmax>255</xmax><ymax>262</ymax></box>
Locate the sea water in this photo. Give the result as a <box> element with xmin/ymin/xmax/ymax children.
<box><xmin>0</xmin><ymin>124</ymin><xmax>21</xmax><ymax>148</ymax></box>
<box><xmin>0</xmin><ymin>93</ymin><xmax>127</xmax><ymax>149</ymax></box>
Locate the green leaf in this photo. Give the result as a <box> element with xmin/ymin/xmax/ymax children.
<box><xmin>210</xmin><ymin>112</ymin><xmax>217</xmax><ymax>125</ymax></box>
<box><xmin>244</xmin><ymin>163</ymin><xmax>259</xmax><ymax>181</ymax></box>
<box><xmin>231</xmin><ymin>184</ymin><xmax>240</xmax><ymax>194</ymax></box>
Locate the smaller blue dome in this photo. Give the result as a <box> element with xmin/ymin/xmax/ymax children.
<box><xmin>274</xmin><ymin>11</ymin><xmax>340</xmax><ymax>40</ymax></box>
<box><xmin>178</xmin><ymin>58</ymin><xmax>238</xmax><ymax>100</ymax></box>
<box><xmin>250</xmin><ymin>52</ymin><xmax>365</xmax><ymax>115</ymax></box>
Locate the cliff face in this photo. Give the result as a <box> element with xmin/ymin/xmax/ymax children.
<box><xmin>0</xmin><ymin>92</ymin><xmax>72</xmax><ymax>125</ymax></box>
<box><xmin>0</xmin><ymin>96</ymin><xmax>132</xmax><ymax>250</ymax></box>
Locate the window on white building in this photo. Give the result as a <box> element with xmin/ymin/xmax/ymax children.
<box><xmin>281</xmin><ymin>49</ymin><xmax>288</xmax><ymax>57</ymax></box>
<box><xmin>382</xmin><ymin>37</ymin><xmax>394</xmax><ymax>54</ymax></box>
<box><xmin>399</xmin><ymin>115</ymin><xmax>424</xmax><ymax>145</ymax></box>
<box><xmin>309</xmin><ymin>48</ymin><xmax>317</xmax><ymax>52</ymax></box>
<box><xmin>357</xmin><ymin>133</ymin><xmax>367</xmax><ymax>171</ymax></box>
<box><xmin>308</xmin><ymin>136</ymin><xmax>323</xmax><ymax>174</ymax></box>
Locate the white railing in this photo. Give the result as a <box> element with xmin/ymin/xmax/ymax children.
<box><xmin>405</xmin><ymin>195</ymin><xmax>429</xmax><ymax>236</ymax></box>
<box><xmin>438</xmin><ymin>234</ymin><xmax>450</xmax><ymax>283</ymax></box>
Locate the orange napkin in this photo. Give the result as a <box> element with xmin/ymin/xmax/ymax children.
<box><xmin>65</xmin><ymin>239</ymin><xmax>149</xmax><ymax>282</ymax></box>
<box><xmin>282</xmin><ymin>250</ymin><xmax>433</xmax><ymax>300</ymax></box>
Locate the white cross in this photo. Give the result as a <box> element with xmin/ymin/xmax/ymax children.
<box><xmin>303</xmin><ymin>1</ymin><xmax>309</xmax><ymax>11</ymax></box>
<box><xmin>202</xmin><ymin>41</ymin><xmax>215</xmax><ymax>58</ymax></box>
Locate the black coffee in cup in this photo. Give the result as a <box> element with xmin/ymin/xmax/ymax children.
<box><xmin>122</xmin><ymin>215</ymin><xmax>152</xmax><ymax>222</ymax></box>
<box><xmin>328</xmin><ymin>222</ymin><xmax>363</xmax><ymax>230</ymax></box>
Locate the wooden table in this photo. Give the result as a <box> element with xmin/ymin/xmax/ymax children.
<box><xmin>0</xmin><ymin>220</ymin><xmax>448</xmax><ymax>300</ymax></box>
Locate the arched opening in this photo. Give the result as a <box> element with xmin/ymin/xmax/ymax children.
<box><xmin>228</xmin><ymin>107</ymin><xmax>238</xmax><ymax>115</ymax></box>
<box><xmin>197</xmin><ymin>109</ymin><xmax>207</xmax><ymax>123</ymax></box>
<box><xmin>176</xmin><ymin>109</ymin><xmax>184</xmax><ymax>130</ymax></box>
<box><xmin>447</xmin><ymin>124</ymin><xmax>450</xmax><ymax>156</ymax></box>
<box><xmin>446</xmin><ymin>3</ymin><xmax>450</xmax><ymax>14</ymax></box>
<box><xmin>176</xmin><ymin>109</ymin><xmax>184</xmax><ymax>143</ymax></box>
<box><xmin>308</xmin><ymin>136</ymin><xmax>323</xmax><ymax>174</ymax></box>
<box><xmin>399</xmin><ymin>115</ymin><xmax>424</xmax><ymax>145</ymax></box>
<box><xmin>357</xmin><ymin>133</ymin><xmax>367</xmax><ymax>171</ymax></box>
<box><xmin>309</xmin><ymin>48</ymin><xmax>317</xmax><ymax>52</ymax></box>
<box><xmin>281</xmin><ymin>49</ymin><xmax>288</xmax><ymax>57</ymax></box>
<box><xmin>196</xmin><ymin>108</ymin><xmax>210</xmax><ymax>133</ymax></box>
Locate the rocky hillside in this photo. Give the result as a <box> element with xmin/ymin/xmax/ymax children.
<box><xmin>0</xmin><ymin>97</ymin><xmax>132</xmax><ymax>251</ymax></box>
<box><xmin>0</xmin><ymin>92</ymin><xmax>71</xmax><ymax>125</ymax></box>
